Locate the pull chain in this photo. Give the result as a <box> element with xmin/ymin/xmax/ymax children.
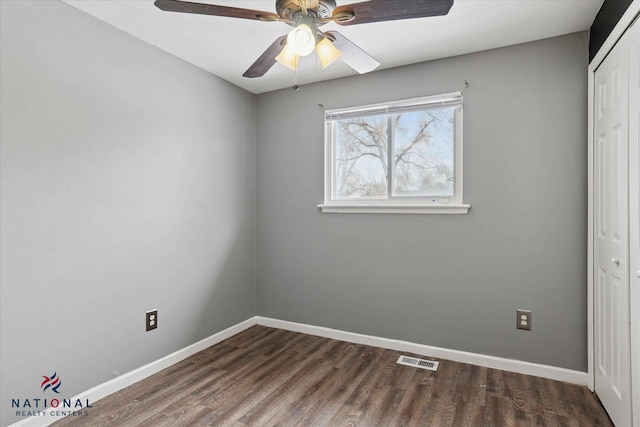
<box><xmin>293</xmin><ymin>67</ymin><xmax>299</xmax><ymax>90</ymax></box>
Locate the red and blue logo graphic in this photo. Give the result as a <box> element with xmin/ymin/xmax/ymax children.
<box><xmin>41</xmin><ymin>372</ymin><xmax>61</xmax><ymax>394</ymax></box>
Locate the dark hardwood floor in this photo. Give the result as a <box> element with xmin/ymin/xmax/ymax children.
<box><xmin>53</xmin><ymin>325</ymin><xmax>613</xmax><ymax>426</ymax></box>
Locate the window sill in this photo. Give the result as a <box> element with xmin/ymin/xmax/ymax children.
<box><xmin>317</xmin><ymin>204</ymin><xmax>470</xmax><ymax>215</ymax></box>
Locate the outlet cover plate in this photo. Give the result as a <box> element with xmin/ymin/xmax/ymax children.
<box><xmin>146</xmin><ymin>309</ymin><xmax>158</xmax><ymax>332</ymax></box>
<box><xmin>517</xmin><ymin>309</ymin><xmax>531</xmax><ymax>331</ymax></box>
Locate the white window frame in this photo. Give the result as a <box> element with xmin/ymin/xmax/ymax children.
<box><xmin>318</xmin><ymin>92</ymin><xmax>470</xmax><ymax>214</ymax></box>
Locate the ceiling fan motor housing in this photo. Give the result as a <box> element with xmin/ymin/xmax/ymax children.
<box><xmin>276</xmin><ymin>0</ymin><xmax>337</xmax><ymax>21</ymax></box>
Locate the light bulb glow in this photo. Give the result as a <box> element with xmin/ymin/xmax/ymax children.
<box><xmin>287</xmin><ymin>24</ymin><xmax>316</xmax><ymax>56</ymax></box>
<box><xmin>316</xmin><ymin>37</ymin><xmax>342</xmax><ymax>69</ymax></box>
<box><xmin>275</xmin><ymin>43</ymin><xmax>299</xmax><ymax>71</ymax></box>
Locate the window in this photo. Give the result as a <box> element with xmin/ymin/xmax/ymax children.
<box><xmin>319</xmin><ymin>92</ymin><xmax>469</xmax><ymax>214</ymax></box>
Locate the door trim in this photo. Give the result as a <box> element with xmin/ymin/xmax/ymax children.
<box><xmin>587</xmin><ymin>0</ymin><xmax>640</xmax><ymax>401</ymax></box>
<box><xmin>628</xmin><ymin>17</ymin><xmax>640</xmax><ymax>427</ymax></box>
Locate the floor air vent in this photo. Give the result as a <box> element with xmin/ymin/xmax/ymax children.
<box><xmin>396</xmin><ymin>355</ymin><xmax>439</xmax><ymax>371</ymax></box>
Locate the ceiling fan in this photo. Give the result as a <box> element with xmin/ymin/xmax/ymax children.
<box><xmin>154</xmin><ymin>0</ymin><xmax>454</xmax><ymax>78</ymax></box>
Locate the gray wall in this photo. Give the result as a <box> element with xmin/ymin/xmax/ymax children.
<box><xmin>256</xmin><ymin>32</ymin><xmax>589</xmax><ymax>371</ymax></box>
<box><xmin>0</xmin><ymin>2</ymin><xmax>256</xmax><ymax>426</ymax></box>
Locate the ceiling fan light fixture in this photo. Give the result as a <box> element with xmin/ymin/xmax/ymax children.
<box><xmin>316</xmin><ymin>37</ymin><xmax>342</xmax><ymax>69</ymax></box>
<box><xmin>287</xmin><ymin>24</ymin><xmax>316</xmax><ymax>56</ymax></box>
<box><xmin>275</xmin><ymin>43</ymin><xmax>299</xmax><ymax>70</ymax></box>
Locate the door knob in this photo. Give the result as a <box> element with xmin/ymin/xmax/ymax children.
<box><xmin>611</xmin><ymin>257</ymin><xmax>620</xmax><ymax>266</ymax></box>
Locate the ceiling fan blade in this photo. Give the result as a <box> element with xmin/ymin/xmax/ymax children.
<box><xmin>154</xmin><ymin>0</ymin><xmax>282</xmax><ymax>22</ymax></box>
<box><xmin>243</xmin><ymin>36</ymin><xmax>288</xmax><ymax>78</ymax></box>
<box><xmin>333</xmin><ymin>0</ymin><xmax>454</xmax><ymax>26</ymax></box>
<box><xmin>325</xmin><ymin>31</ymin><xmax>379</xmax><ymax>74</ymax></box>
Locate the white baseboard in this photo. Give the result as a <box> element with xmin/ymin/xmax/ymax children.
<box><xmin>9</xmin><ymin>317</ymin><xmax>257</xmax><ymax>427</ymax></box>
<box><xmin>256</xmin><ymin>316</ymin><xmax>589</xmax><ymax>386</ymax></box>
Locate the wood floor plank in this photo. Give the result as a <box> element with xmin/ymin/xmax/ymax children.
<box><xmin>325</xmin><ymin>350</ymin><xmax>393</xmax><ymax>426</ymax></box>
<box><xmin>291</xmin><ymin>345</ymin><xmax>385</xmax><ymax>426</ymax></box>
<box><xmin>420</xmin><ymin>397</ymin><xmax>458</xmax><ymax>427</ymax></box>
<box><xmin>236</xmin><ymin>356</ymin><xmax>336</xmax><ymax>425</ymax></box>
<box><xmin>387</xmin><ymin>382</ymin><xmax>433</xmax><ymax>426</ymax></box>
<box><xmin>450</xmin><ymin>399</ymin><xmax>485</xmax><ymax>426</ymax></box>
<box><xmin>52</xmin><ymin>326</ymin><xmax>614</xmax><ymax>427</ymax></box>
<box><xmin>200</xmin><ymin>336</ymin><xmax>332</xmax><ymax>425</ymax></box>
<box><xmin>92</xmin><ymin>364</ymin><xmax>228</xmax><ymax>426</ymax></box>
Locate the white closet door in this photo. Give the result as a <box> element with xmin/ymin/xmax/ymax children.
<box><xmin>594</xmin><ymin>26</ymin><xmax>632</xmax><ymax>427</ymax></box>
<box><xmin>628</xmin><ymin>17</ymin><xmax>640</xmax><ymax>427</ymax></box>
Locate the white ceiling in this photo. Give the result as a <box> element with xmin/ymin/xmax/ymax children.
<box><xmin>63</xmin><ymin>0</ymin><xmax>603</xmax><ymax>94</ymax></box>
